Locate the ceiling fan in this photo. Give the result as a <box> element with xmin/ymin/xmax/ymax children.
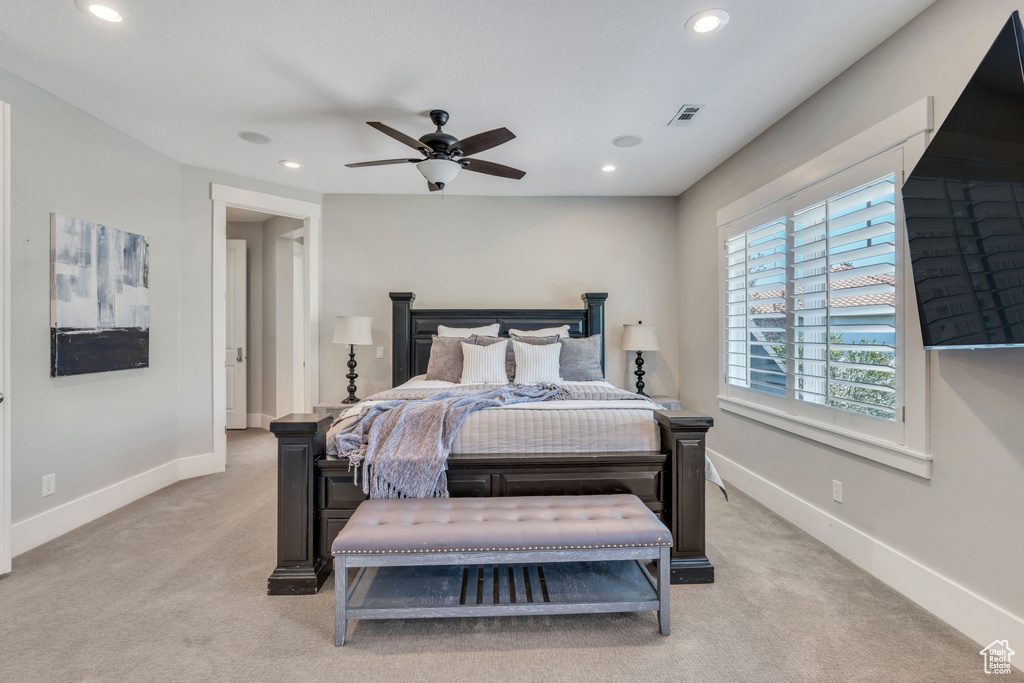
<box><xmin>345</xmin><ymin>109</ymin><xmax>525</xmax><ymax>191</ymax></box>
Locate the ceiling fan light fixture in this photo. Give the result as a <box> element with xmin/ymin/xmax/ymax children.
<box><xmin>417</xmin><ymin>158</ymin><xmax>461</xmax><ymax>187</ymax></box>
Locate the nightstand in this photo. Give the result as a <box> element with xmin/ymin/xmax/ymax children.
<box><xmin>650</xmin><ymin>396</ymin><xmax>683</xmax><ymax>411</ymax></box>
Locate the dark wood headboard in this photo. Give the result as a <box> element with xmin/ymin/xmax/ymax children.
<box><xmin>390</xmin><ymin>292</ymin><xmax>608</xmax><ymax>386</ymax></box>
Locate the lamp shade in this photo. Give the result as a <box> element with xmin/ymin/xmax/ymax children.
<box><xmin>333</xmin><ymin>315</ymin><xmax>373</xmax><ymax>345</ymax></box>
<box><xmin>622</xmin><ymin>323</ymin><xmax>659</xmax><ymax>351</ymax></box>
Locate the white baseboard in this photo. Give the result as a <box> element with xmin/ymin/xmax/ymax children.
<box><xmin>709</xmin><ymin>448</ymin><xmax>1024</xmax><ymax>650</ymax></box>
<box><xmin>11</xmin><ymin>451</ymin><xmax>217</xmax><ymax>557</ymax></box>
<box><xmin>244</xmin><ymin>413</ymin><xmax>274</xmax><ymax>430</ymax></box>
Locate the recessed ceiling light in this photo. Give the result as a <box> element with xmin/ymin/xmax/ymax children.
<box><xmin>75</xmin><ymin>0</ymin><xmax>124</xmax><ymax>22</ymax></box>
<box><xmin>612</xmin><ymin>135</ymin><xmax>643</xmax><ymax>148</ymax></box>
<box><xmin>280</xmin><ymin>160</ymin><xmax>301</xmax><ymax>169</ymax></box>
<box><xmin>601</xmin><ymin>165</ymin><xmax>616</xmax><ymax>173</ymax></box>
<box><xmin>686</xmin><ymin>9</ymin><xmax>730</xmax><ymax>34</ymax></box>
<box><xmin>89</xmin><ymin>5</ymin><xmax>121</xmax><ymax>21</ymax></box>
<box><xmin>238</xmin><ymin>131</ymin><xmax>272</xmax><ymax>144</ymax></box>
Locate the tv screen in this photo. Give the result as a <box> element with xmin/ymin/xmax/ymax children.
<box><xmin>903</xmin><ymin>12</ymin><xmax>1024</xmax><ymax>349</ymax></box>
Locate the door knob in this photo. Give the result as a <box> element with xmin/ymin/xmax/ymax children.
<box><xmin>236</xmin><ymin>348</ymin><xmax>244</xmax><ymax>363</ymax></box>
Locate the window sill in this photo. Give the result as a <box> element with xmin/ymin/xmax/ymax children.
<box><xmin>717</xmin><ymin>395</ymin><xmax>932</xmax><ymax>479</ymax></box>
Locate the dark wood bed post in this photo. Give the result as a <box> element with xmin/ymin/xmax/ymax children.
<box><xmin>390</xmin><ymin>292</ymin><xmax>415</xmax><ymax>386</ymax></box>
<box><xmin>267</xmin><ymin>413</ymin><xmax>334</xmax><ymax>595</ymax></box>
<box><xmin>656</xmin><ymin>410</ymin><xmax>715</xmax><ymax>583</ymax></box>
<box><xmin>582</xmin><ymin>293</ymin><xmax>607</xmax><ymax>371</ymax></box>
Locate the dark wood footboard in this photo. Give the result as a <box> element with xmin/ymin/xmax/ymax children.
<box><xmin>267</xmin><ymin>413</ymin><xmax>334</xmax><ymax>596</ymax></box>
<box><xmin>267</xmin><ymin>409</ymin><xmax>714</xmax><ymax>595</ymax></box>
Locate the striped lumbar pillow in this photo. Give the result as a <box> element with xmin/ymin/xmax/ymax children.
<box><xmin>460</xmin><ymin>340</ymin><xmax>508</xmax><ymax>384</ymax></box>
<box><xmin>512</xmin><ymin>339</ymin><xmax>563</xmax><ymax>384</ymax></box>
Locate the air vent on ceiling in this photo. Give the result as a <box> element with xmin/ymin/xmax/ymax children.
<box><xmin>668</xmin><ymin>104</ymin><xmax>705</xmax><ymax>126</ymax></box>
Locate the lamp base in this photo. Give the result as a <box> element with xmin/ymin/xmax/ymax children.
<box><xmin>344</xmin><ymin>344</ymin><xmax>360</xmax><ymax>403</ymax></box>
<box><xmin>634</xmin><ymin>350</ymin><xmax>648</xmax><ymax>397</ymax></box>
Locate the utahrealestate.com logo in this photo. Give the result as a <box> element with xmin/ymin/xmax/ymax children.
<box><xmin>980</xmin><ymin>640</ymin><xmax>1015</xmax><ymax>675</ymax></box>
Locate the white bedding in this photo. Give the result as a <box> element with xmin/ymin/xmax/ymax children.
<box><xmin>329</xmin><ymin>377</ymin><xmax>660</xmax><ymax>455</ymax></box>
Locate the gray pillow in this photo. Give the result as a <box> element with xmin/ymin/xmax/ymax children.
<box><xmin>424</xmin><ymin>335</ymin><xmax>467</xmax><ymax>383</ymax></box>
<box><xmin>559</xmin><ymin>334</ymin><xmax>604</xmax><ymax>381</ymax></box>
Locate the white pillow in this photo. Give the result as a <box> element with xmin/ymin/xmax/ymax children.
<box><xmin>438</xmin><ymin>323</ymin><xmax>500</xmax><ymax>338</ymax></box>
<box><xmin>512</xmin><ymin>340</ymin><xmax>562</xmax><ymax>384</ymax></box>
<box><xmin>508</xmin><ymin>325</ymin><xmax>570</xmax><ymax>339</ymax></box>
<box><xmin>460</xmin><ymin>341</ymin><xmax>508</xmax><ymax>384</ymax></box>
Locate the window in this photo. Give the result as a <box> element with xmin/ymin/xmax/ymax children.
<box><xmin>716</xmin><ymin>103</ymin><xmax>933</xmax><ymax>478</ymax></box>
<box><xmin>721</xmin><ymin>152</ymin><xmax>914</xmax><ymax>449</ymax></box>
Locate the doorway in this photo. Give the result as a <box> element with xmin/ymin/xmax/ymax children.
<box><xmin>225</xmin><ymin>213</ymin><xmax>308</xmax><ymax>431</ymax></box>
<box><xmin>211</xmin><ymin>186</ymin><xmax>320</xmax><ymax>471</ymax></box>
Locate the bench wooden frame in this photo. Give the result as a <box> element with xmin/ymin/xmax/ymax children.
<box><xmin>335</xmin><ymin>546</ymin><xmax>670</xmax><ymax>646</ymax></box>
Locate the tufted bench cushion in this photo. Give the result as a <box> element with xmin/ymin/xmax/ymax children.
<box><xmin>331</xmin><ymin>494</ymin><xmax>671</xmax><ymax>555</ymax></box>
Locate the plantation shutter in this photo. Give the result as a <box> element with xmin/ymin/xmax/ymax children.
<box><xmin>724</xmin><ymin>218</ymin><xmax>787</xmax><ymax>396</ymax></box>
<box><xmin>724</xmin><ymin>172</ymin><xmax>899</xmax><ymax>426</ymax></box>
<box><xmin>791</xmin><ymin>175</ymin><xmax>898</xmax><ymax>420</ymax></box>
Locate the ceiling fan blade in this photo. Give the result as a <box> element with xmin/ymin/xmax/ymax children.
<box><xmin>345</xmin><ymin>159</ymin><xmax>420</xmax><ymax>168</ymax></box>
<box><xmin>461</xmin><ymin>158</ymin><xmax>526</xmax><ymax>180</ymax></box>
<box><xmin>454</xmin><ymin>128</ymin><xmax>516</xmax><ymax>157</ymax></box>
<box><xmin>428</xmin><ymin>182</ymin><xmax>442</xmax><ymax>192</ymax></box>
<box><xmin>367</xmin><ymin>121</ymin><xmax>430</xmax><ymax>152</ymax></box>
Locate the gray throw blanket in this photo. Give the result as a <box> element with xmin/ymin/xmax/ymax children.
<box><xmin>333</xmin><ymin>384</ymin><xmax>570</xmax><ymax>499</ymax></box>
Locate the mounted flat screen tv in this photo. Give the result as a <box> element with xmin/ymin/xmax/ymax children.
<box><xmin>903</xmin><ymin>12</ymin><xmax>1024</xmax><ymax>349</ymax></box>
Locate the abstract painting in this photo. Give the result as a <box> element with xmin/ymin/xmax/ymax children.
<box><xmin>50</xmin><ymin>213</ymin><xmax>149</xmax><ymax>376</ymax></box>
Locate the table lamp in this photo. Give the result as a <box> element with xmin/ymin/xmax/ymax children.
<box><xmin>621</xmin><ymin>321</ymin><xmax>658</xmax><ymax>396</ymax></box>
<box><xmin>333</xmin><ymin>315</ymin><xmax>373</xmax><ymax>403</ymax></box>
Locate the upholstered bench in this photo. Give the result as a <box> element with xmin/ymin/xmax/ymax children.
<box><xmin>331</xmin><ymin>494</ymin><xmax>672</xmax><ymax>646</ymax></box>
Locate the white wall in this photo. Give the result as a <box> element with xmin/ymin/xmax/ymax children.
<box><xmin>226</xmin><ymin>222</ymin><xmax>264</xmax><ymax>419</ymax></box>
<box><xmin>1</xmin><ymin>66</ymin><xmax>182</xmax><ymax>526</ymax></box>
<box><xmin>676</xmin><ymin>0</ymin><xmax>1024</xmax><ymax>645</ymax></box>
<box><xmin>319</xmin><ymin>194</ymin><xmax>680</xmax><ymax>401</ymax></box>
<box><xmin>0</xmin><ymin>60</ymin><xmax>324</xmax><ymax>551</ymax></box>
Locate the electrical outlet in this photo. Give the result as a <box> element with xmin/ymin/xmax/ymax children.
<box><xmin>376</xmin><ymin>346</ymin><xmax>385</xmax><ymax>359</ymax></box>
<box><xmin>832</xmin><ymin>479</ymin><xmax>843</xmax><ymax>504</ymax></box>
<box><xmin>42</xmin><ymin>473</ymin><xmax>56</xmax><ymax>497</ymax></box>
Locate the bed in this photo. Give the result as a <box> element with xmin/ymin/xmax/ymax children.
<box><xmin>267</xmin><ymin>292</ymin><xmax>715</xmax><ymax>595</ymax></box>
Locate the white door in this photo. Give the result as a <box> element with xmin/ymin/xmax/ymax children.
<box><xmin>225</xmin><ymin>239</ymin><xmax>247</xmax><ymax>429</ymax></box>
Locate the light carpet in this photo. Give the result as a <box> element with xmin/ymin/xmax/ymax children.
<box><xmin>0</xmin><ymin>429</ymin><xmax>1017</xmax><ymax>682</ymax></box>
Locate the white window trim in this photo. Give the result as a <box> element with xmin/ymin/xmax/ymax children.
<box><xmin>717</xmin><ymin>99</ymin><xmax>933</xmax><ymax>479</ymax></box>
